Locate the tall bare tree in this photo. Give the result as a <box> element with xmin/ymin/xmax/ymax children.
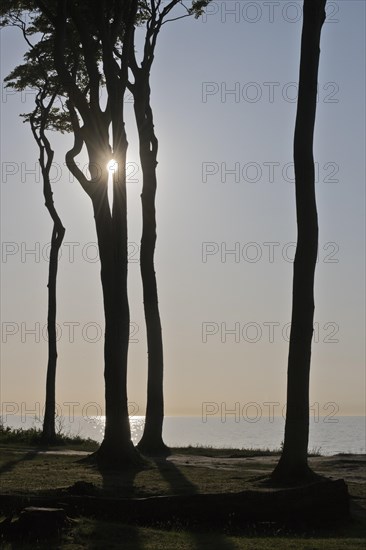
<box><xmin>32</xmin><ymin>90</ymin><xmax>65</xmax><ymax>442</ymax></box>
<box><xmin>3</xmin><ymin>0</ymin><xmax>210</xmax><ymax>464</ymax></box>
<box><xmin>3</xmin><ymin>20</ymin><xmax>68</xmax><ymax>442</ymax></box>
<box><xmin>128</xmin><ymin>0</ymin><xmax>211</xmax><ymax>455</ymax></box>
<box><xmin>272</xmin><ymin>0</ymin><xmax>327</xmax><ymax>482</ymax></box>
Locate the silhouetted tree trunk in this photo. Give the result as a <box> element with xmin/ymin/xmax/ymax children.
<box><xmin>91</xmin><ymin>176</ymin><xmax>133</xmax><ymax>462</ymax></box>
<box><xmin>65</xmin><ymin>111</ymin><xmax>139</xmax><ymax>468</ymax></box>
<box><xmin>127</xmin><ymin>1</ymin><xmax>212</xmax><ymax>454</ymax></box>
<box><xmin>42</xmin><ymin>167</ymin><xmax>65</xmax><ymax>442</ymax></box>
<box><xmin>28</xmin><ymin>90</ymin><xmax>65</xmax><ymax>443</ymax></box>
<box><xmin>135</xmin><ymin>79</ymin><xmax>167</xmax><ymax>455</ymax></box>
<box><xmin>272</xmin><ymin>0</ymin><xmax>327</xmax><ymax>482</ymax></box>
<box><xmin>2</xmin><ymin>6</ymin><xmax>68</xmax><ymax>444</ymax></box>
<box><xmin>129</xmin><ymin>25</ymin><xmax>168</xmax><ymax>455</ymax></box>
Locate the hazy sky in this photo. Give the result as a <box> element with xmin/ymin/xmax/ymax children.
<box><xmin>1</xmin><ymin>1</ymin><xmax>365</xmax><ymax>422</ymax></box>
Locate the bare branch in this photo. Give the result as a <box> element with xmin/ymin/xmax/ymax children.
<box><xmin>161</xmin><ymin>13</ymin><xmax>191</xmax><ymax>25</ymax></box>
<box><xmin>65</xmin><ymin>101</ymin><xmax>94</xmax><ymax>197</ymax></box>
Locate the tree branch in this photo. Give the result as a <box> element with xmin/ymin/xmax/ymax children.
<box><xmin>65</xmin><ymin>100</ymin><xmax>94</xmax><ymax>197</ymax></box>
<box><xmin>33</xmin><ymin>0</ymin><xmax>56</xmax><ymax>25</ymax></box>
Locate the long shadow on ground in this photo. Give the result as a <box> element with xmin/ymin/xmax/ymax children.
<box><xmin>154</xmin><ymin>456</ymin><xmax>238</xmax><ymax>550</ymax></box>
<box><xmin>86</xmin><ymin>464</ymin><xmax>143</xmax><ymax>549</ymax></box>
<box><xmin>0</xmin><ymin>449</ymin><xmax>39</xmax><ymax>477</ymax></box>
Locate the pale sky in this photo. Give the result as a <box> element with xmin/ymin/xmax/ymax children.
<box><xmin>1</xmin><ymin>1</ymin><xmax>365</xmax><ymax>421</ymax></box>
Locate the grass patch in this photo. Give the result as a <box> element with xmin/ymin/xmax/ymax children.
<box><xmin>1</xmin><ymin>518</ymin><xmax>365</xmax><ymax>550</ymax></box>
<box><xmin>64</xmin><ymin>519</ymin><xmax>366</xmax><ymax>549</ymax></box>
<box><xmin>0</xmin><ymin>442</ymin><xmax>364</xmax><ymax>549</ymax></box>
<box><xmin>0</xmin><ymin>423</ymin><xmax>98</xmax><ymax>452</ymax></box>
<box><xmin>170</xmin><ymin>444</ymin><xmax>323</xmax><ymax>458</ymax></box>
<box><xmin>0</xmin><ymin>446</ymin><xmax>270</xmax><ymax>496</ymax></box>
<box><xmin>170</xmin><ymin>445</ymin><xmax>280</xmax><ymax>458</ymax></box>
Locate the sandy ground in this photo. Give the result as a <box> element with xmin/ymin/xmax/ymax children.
<box><xmin>169</xmin><ymin>453</ymin><xmax>366</xmax><ymax>484</ymax></box>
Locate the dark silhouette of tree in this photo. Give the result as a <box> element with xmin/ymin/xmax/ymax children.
<box><xmin>32</xmin><ymin>94</ymin><xmax>65</xmax><ymax>442</ymax></box>
<box><xmin>3</xmin><ymin>19</ymin><xmax>68</xmax><ymax>443</ymax></box>
<box><xmin>129</xmin><ymin>46</ymin><xmax>167</xmax><ymax>454</ymax></box>
<box><xmin>3</xmin><ymin>0</ymin><xmax>211</xmax><ymax>463</ymax></box>
<box><xmin>31</xmin><ymin>93</ymin><xmax>65</xmax><ymax>442</ymax></box>
<box><xmin>3</xmin><ymin>0</ymin><xmax>143</xmax><ymax>467</ymax></box>
<box><xmin>272</xmin><ymin>0</ymin><xmax>327</xmax><ymax>482</ymax></box>
<box><xmin>128</xmin><ymin>0</ymin><xmax>211</xmax><ymax>456</ymax></box>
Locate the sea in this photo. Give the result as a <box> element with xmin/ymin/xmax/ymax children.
<box><xmin>3</xmin><ymin>415</ymin><xmax>365</xmax><ymax>456</ymax></box>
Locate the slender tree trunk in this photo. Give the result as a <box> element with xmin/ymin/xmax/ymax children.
<box><xmin>31</xmin><ymin>111</ymin><xmax>66</xmax><ymax>444</ymax></box>
<box><xmin>42</xmin><ymin>224</ymin><xmax>65</xmax><ymax>441</ymax></box>
<box><xmin>133</xmin><ymin>80</ymin><xmax>168</xmax><ymax>455</ymax></box>
<box><xmin>272</xmin><ymin>0</ymin><xmax>326</xmax><ymax>482</ymax></box>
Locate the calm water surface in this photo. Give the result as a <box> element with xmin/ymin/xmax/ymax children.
<box><xmin>4</xmin><ymin>415</ymin><xmax>365</xmax><ymax>455</ymax></box>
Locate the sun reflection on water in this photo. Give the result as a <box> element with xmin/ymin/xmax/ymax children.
<box><xmin>86</xmin><ymin>416</ymin><xmax>145</xmax><ymax>445</ymax></box>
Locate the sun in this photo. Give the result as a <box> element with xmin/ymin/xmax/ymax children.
<box><xmin>107</xmin><ymin>159</ymin><xmax>117</xmax><ymax>208</ymax></box>
<box><xmin>107</xmin><ymin>159</ymin><xmax>118</xmax><ymax>173</ymax></box>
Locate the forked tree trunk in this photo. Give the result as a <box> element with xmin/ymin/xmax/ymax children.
<box><xmin>76</xmin><ymin>143</ymin><xmax>141</xmax><ymax>467</ymax></box>
<box><xmin>56</xmin><ymin>0</ymin><xmax>142</xmax><ymax>468</ymax></box>
<box><xmin>64</xmin><ymin>108</ymin><xmax>141</xmax><ymax>467</ymax></box>
<box><xmin>90</xmin><ymin>182</ymin><xmax>136</xmax><ymax>464</ymax></box>
<box><xmin>272</xmin><ymin>0</ymin><xmax>326</xmax><ymax>482</ymax></box>
<box><xmin>133</xmin><ymin>76</ymin><xmax>168</xmax><ymax>455</ymax></box>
